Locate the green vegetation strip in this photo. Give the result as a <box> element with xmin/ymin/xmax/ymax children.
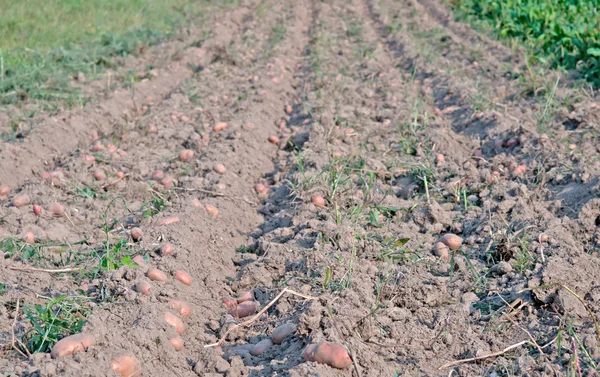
<box><xmin>451</xmin><ymin>0</ymin><xmax>600</xmax><ymax>86</ymax></box>
<box><xmin>0</xmin><ymin>0</ymin><xmax>232</xmax><ymax>106</ymax></box>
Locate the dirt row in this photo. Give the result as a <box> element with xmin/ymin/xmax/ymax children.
<box><xmin>2</xmin><ymin>0</ymin><xmax>600</xmax><ymax>375</ymax></box>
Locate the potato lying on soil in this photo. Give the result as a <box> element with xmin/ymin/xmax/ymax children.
<box><xmin>213</xmin><ymin>122</ymin><xmax>227</xmax><ymax>132</ymax></box>
<box><xmin>438</xmin><ymin>233</ymin><xmax>462</xmax><ymax>251</ymax></box>
<box><xmin>311</xmin><ymin>195</ymin><xmax>325</xmax><ymax>208</ymax></box>
<box><xmin>164</xmin><ymin>311</ymin><xmax>185</xmax><ymax>334</ymax></box>
<box><xmin>268</xmin><ymin>135</ymin><xmax>280</xmax><ymax>144</ymax></box>
<box><xmin>161</xmin><ymin>243</ymin><xmax>175</xmax><ymax>255</ymax></box>
<box><xmin>250</xmin><ymin>338</ymin><xmax>273</xmax><ymax>356</ymax></box>
<box><xmin>157</xmin><ymin>217</ymin><xmax>180</xmax><ymax>226</ymax></box>
<box><xmin>228</xmin><ymin>301</ymin><xmax>257</xmax><ymax>319</ymax></box>
<box><xmin>111</xmin><ymin>354</ymin><xmax>141</xmax><ymax>377</ymax></box>
<box><xmin>303</xmin><ymin>342</ymin><xmax>352</xmax><ymax>369</ymax></box>
<box><xmin>132</xmin><ymin>255</ymin><xmax>146</xmax><ymax>267</ymax></box>
<box><xmin>33</xmin><ymin>204</ymin><xmax>42</xmax><ymax>216</ymax></box>
<box><xmin>170</xmin><ymin>300</ymin><xmax>192</xmax><ymax>317</ymax></box>
<box><xmin>130</xmin><ymin>227</ymin><xmax>143</xmax><ymax>242</ymax></box>
<box><xmin>147</xmin><ymin>268</ymin><xmax>168</xmax><ymax>282</ymax></box>
<box><xmin>23</xmin><ymin>232</ymin><xmax>36</xmax><ymax>244</ymax></box>
<box><xmin>433</xmin><ymin>242</ymin><xmax>449</xmax><ymax>260</ymax></box>
<box><xmin>213</xmin><ymin>163</ymin><xmax>227</xmax><ymax>175</ymax></box>
<box><xmin>179</xmin><ymin>149</ymin><xmax>194</xmax><ymax>162</ymax></box>
<box><xmin>223</xmin><ymin>290</ymin><xmax>254</xmax><ymax>308</ymax></box>
<box><xmin>50</xmin><ymin>333</ymin><xmax>95</xmax><ymax>359</ymax></box>
<box><xmin>169</xmin><ymin>337</ymin><xmax>184</xmax><ymax>351</ymax></box>
<box><xmin>13</xmin><ymin>196</ymin><xmax>31</xmax><ymax>208</ymax></box>
<box><xmin>271</xmin><ymin>323</ymin><xmax>297</xmax><ymax>344</ymax></box>
<box><xmin>205</xmin><ymin>204</ymin><xmax>219</xmax><ymax>217</ymax></box>
<box><xmin>135</xmin><ymin>281</ymin><xmax>151</xmax><ymax>296</ymax></box>
<box><xmin>50</xmin><ymin>203</ymin><xmax>65</xmax><ymax>217</ymax></box>
<box><xmin>175</xmin><ymin>270</ymin><xmax>192</xmax><ymax>285</ymax></box>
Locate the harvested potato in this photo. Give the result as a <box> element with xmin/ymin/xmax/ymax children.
<box><xmin>303</xmin><ymin>342</ymin><xmax>352</xmax><ymax>369</ymax></box>
<box><xmin>164</xmin><ymin>311</ymin><xmax>185</xmax><ymax>334</ymax></box>
<box><xmin>169</xmin><ymin>337</ymin><xmax>184</xmax><ymax>351</ymax></box>
<box><xmin>135</xmin><ymin>281</ymin><xmax>151</xmax><ymax>295</ymax></box>
<box><xmin>111</xmin><ymin>354</ymin><xmax>141</xmax><ymax>377</ymax></box>
<box><xmin>50</xmin><ymin>333</ymin><xmax>95</xmax><ymax>359</ymax></box>
<box><xmin>170</xmin><ymin>300</ymin><xmax>192</xmax><ymax>317</ymax></box>
<box><xmin>271</xmin><ymin>323</ymin><xmax>297</xmax><ymax>344</ymax></box>
<box><xmin>130</xmin><ymin>227</ymin><xmax>143</xmax><ymax>242</ymax></box>
<box><xmin>213</xmin><ymin>163</ymin><xmax>226</xmax><ymax>175</ymax></box>
<box><xmin>157</xmin><ymin>217</ymin><xmax>180</xmax><ymax>226</ymax></box>
<box><xmin>13</xmin><ymin>196</ymin><xmax>31</xmax><ymax>208</ymax></box>
<box><xmin>228</xmin><ymin>301</ymin><xmax>257</xmax><ymax>319</ymax></box>
<box><xmin>250</xmin><ymin>338</ymin><xmax>273</xmax><ymax>356</ymax></box>
<box><xmin>311</xmin><ymin>195</ymin><xmax>325</xmax><ymax>208</ymax></box>
<box><xmin>438</xmin><ymin>233</ymin><xmax>462</xmax><ymax>251</ymax></box>
<box><xmin>175</xmin><ymin>270</ymin><xmax>192</xmax><ymax>285</ymax></box>
<box><xmin>147</xmin><ymin>268</ymin><xmax>168</xmax><ymax>282</ymax></box>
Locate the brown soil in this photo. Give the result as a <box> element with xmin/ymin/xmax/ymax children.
<box><xmin>2</xmin><ymin>0</ymin><xmax>600</xmax><ymax>376</ymax></box>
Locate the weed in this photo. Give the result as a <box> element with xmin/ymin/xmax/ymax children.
<box><xmin>141</xmin><ymin>195</ymin><xmax>165</xmax><ymax>218</ymax></box>
<box><xmin>21</xmin><ymin>295</ymin><xmax>91</xmax><ymax>354</ymax></box>
<box><xmin>0</xmin><ymin>283</ymin><xmax>5</xmax><ymax>296</ymax></box>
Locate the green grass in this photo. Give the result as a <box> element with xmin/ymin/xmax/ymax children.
<box><xmin>451</xmin><ymin>0</ymin><xmax>600</xmax><ymax>86</ymax></box>
<box><xmin>0</xmin><ymin>0</ymin><xmax>232</xmax><ymax>107</ymax></box>
<box><xmin>21</xmin><ymin>294</ymin><xmax>92</xmax><ymax>354</ymax></box>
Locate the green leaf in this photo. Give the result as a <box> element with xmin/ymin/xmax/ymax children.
<box><xmin>587</xmin><ymin>47</ymin><xmax>600</xmax><ymax>57</ymax></box>
<box><xmin>120</xmin><ymin>256</ymin><xmax>137</xmax><ymax>267</ymax></box>
<box><xmin>394</xmin><ymin>237</ymin><xmax>410</xmax><ymax>247</ymax></box>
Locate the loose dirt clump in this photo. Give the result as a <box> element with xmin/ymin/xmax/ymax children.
<box><xmin>2</xmin><ymin>0</ymin><xmax>600</xmax><ymax>375</ymax></box>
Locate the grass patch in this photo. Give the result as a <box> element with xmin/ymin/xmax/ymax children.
<box><xmin>0</xmin><ymin>0</ymin><xmax>231</xmax><ymax>107</ymax></box>
<box><xmin>21</xmin><ymin>294</ymin><xmax>92</xmax><ymax>354</ymax></box>
<box><xmin>451</xmin><ymin>0</ymin><xmax>600</xmax><ymax>86</ymax></box>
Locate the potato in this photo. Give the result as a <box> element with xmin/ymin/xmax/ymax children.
<box><xmin>179</xmin><ymin>149</ymin><xmax>194</xmax><ymax>162</ymax></box>
<box><xmin>135</xmin><ymin>281</ymin><xmax>151</xmax><ymax>295</ymax></box>
<box><xmin>506</xmin><ymin>138</ymin><xmax>517</xmax><ymax>148</ymax></box>
<box><xmin>311</xmin><ymin>195</ymin><xmax>325</xmax><ymax>208</ymax></box>
<box><xmin>94</xmin><ymin>170</ymin><xmax>106</xmax><ymax>181</ymax></box>
<box><xmin>175</xmin><ymin>270</ymin><xmax>192</xmax><ymax>286</ymax></box>
<box><xmin>213</xmin><ymin>163</ymin><xmax>226</xmax><ymax>175</ymax></box>
<box><xmin>13</xmin><ymin>196</ymin><xmax>31</xmax><ymax>208</ymax></box>
<box><xmin>23</xmin><ymin>232</ymin><xmax>36</xmax><ymax>244</ymax></box>
<box><xmin>169</xmin><ymin>300</ymin><xmax>192</xmax><ymax>317</ymax></box>
<box><xmin>216</xmin><ymin>183</ymin><xmax>227</xmax><ymax>191</ymax></box>
<box><xmin>83</xmin><ymin>155</ymin><xmax>95</xmax><ymax>163</ymax></box>
<box><xmin>50</xmin><ymin>203</ymin><xmax>65</xmax><ymax>217</ymax></box>
<box><xmin>433</xmin><ymin>242</ymin><xmax>449</xmax><ymax>260</ymax></box>
<box><xmin>161</xmin><ymin>176</ymin><xmax>177</xmax><ymax>189</ymax></box>
<box><xmin>50</xmin><ymin>333</ymin><xmax>95</xmax><ymax>359</ymax></box>
<box><xmin>132</xmin><ymin>255</ymin><xmax>146</xmax><ymax>267</ymax></box>
<box><xmin>131</xmin><ymin>227</ymin><xmax>143</xmax><ymax>242</ymax></box>
<box><xmin>0</xmin><ymin>186</ymin><xmax>9</xmax><ymax>198</ymax></box>
<box><xmin>271</xmin><ymin>323</ymin><xmax>297</xmax><ymax>344</ymax></box>
<box><xmin>538</xmin><ymin>233</ymin><xmax>549</xmax><ymax>243</ymax></box>
<box><xmin>31</xmin><ymin>204</ymin><xmax>42</xmax><ymax>216</ymax></box>
<box><xmin>213</xmin><ymin>122</ymin><xmax>227</xmax><ymax>132</ymax></box>
<box><xmin>164</xmin><ymin>311</ymin><xmax>185</xmax><ymax>334</ymax></box>
<box><xmin>161</xmin><ymin>243</ymin><xmax>175</xmax><ymax>255</ymax></box>
<box><xmin>157</xmin><ymin>217</ymin><xmax>180</xmax><ymax>226</ymax></box>
<box><xmin>147</xmin><ymin>268</ymin><xmax>168</xmax><ymax>282</ymax></box>
<box><xmin>205</xmin><ymin>204</ymin><xmax>219</xmax><ymax>217</ymax></box>
<box><xmin>304</xmin><ymin>342</ymin><xmax>352</xmax><ymax>369</ymax></box>
<box><xmin>169</xmin><ymin>337</ymin><xmax>184</xmax><ymax>351</ymax></box>
<box><xmin>250</xmin><ymin>339</ymin><xmax>273</xmax><ymax>356</ymax></box>
<box><xmin>268</xmin><ymin>136</ymin><xmax>280</xmax><ymax>144</ymax></box>
<box><xmin>435</xmin><ymin>154</ymin><xmax>445</xmax><ymax>164</ymax></box>
<box><xmin>116</xmin><ymin>171</ymin><xmax>125</xmax><ymax>179</ymax></box>
<box><xmin>513</xmin><ymin>165</ymin><xmax>527</xmax><ymax>176</ymax></box>
<box><xmin>111</xmin><ymin>354</ymin><xmax>141</xmax><ymax>377</ymax></box>
<box><xmin>223</xmin><ymin>298</ymin><xmax>237</xmax><ymax>308</ymax></box>
<box><xmin>236</xmin><ymin>290</ymin><xmax>254</xmax><ymax>303</ymax></box>
<box><xmin>152</xmin><ymin>170</ymin><xmax>165</xmax><ymax>180</ymax></box>
<box><xmin>228</xmin><ymin>301</ymin><xmax>257</xmax><ymax>319</ymax></box>
<box><xmin>439</xmin><ymin>233</ymin><xmax>462</xmax><ymax>251</ymax></box>
<box><xmin>254</xmin><ymin>184</ymin><xmax>266</xmax><ymax>193</ymax></box>
<box><xmin>284</xmin><ymin>105</ymin><xmax>293</xmax><ymax>114</ymax></box>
